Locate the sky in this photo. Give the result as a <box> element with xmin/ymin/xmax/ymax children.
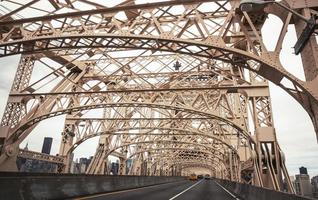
<box><xmin>0</xmin><ymin>7</ymin><xmax>317</xmax><ymax>177</ymax></box>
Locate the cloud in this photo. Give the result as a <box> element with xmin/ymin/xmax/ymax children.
<box><xmin>0</xmin><ymin>55</ymin><xmax>20</xmax><ymax>115</ymax></box>
<box><xmin>263</xmin><ymin>15</ymin><xmax>318</xmax><ymax>177</ymax></box>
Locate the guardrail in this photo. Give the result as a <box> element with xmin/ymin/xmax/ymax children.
<box><xmin>0</xmin><ymin>172</ymin><xmax>186</xmax><ymax>200</ymax></box>
<box><xmin>216</xmin><ymin>179</ymin><xmax>315</xmax><ymax>200</ymax></box>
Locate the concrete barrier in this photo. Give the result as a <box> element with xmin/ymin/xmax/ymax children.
<box><xmin>0</xmin><ymin>172</ymin><xmax>186</xmax><ymax>200</ymax></box>
<box><xmin>216</xmin><ymin>179</ymin><xmax>315</xmax><ymax>200</ymax></box>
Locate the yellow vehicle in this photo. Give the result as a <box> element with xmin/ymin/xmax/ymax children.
<box><xmin>188</xmin><ymin>173</ymin><xmax>197</xmax><ymax>181</ymax></box>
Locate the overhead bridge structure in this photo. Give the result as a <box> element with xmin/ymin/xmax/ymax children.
<box><xmin>0</xmin><ymin>0</ymin><xmax>317</xmax><ymax>198</ymax></box>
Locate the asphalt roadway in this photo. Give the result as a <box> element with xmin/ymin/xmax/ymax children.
<box><xmin>74</xmin><ymin>179</ymin><xmax>240</xmax><ymax>200</ymax></box>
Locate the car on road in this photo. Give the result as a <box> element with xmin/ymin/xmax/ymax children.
<box><xmin>188</xmin><ymin>173</ymin><xmax>197</xmax><ymax>181</ymax></box>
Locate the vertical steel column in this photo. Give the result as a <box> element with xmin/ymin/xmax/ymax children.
<box><xmin>0</xmin><ymin>55</ymin><xmax>35</xmax><ymax>171</ymax></box>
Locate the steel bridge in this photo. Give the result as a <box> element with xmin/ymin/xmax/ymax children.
<box><xmin>0</xmin><ymin>0</ymin><xmax>317</xmax><ymax>199</ymax></box>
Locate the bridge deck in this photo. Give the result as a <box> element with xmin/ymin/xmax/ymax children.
<box><xmin>75</xmin><ymin>179</ymin><xmax>238</xmax><ymax>200</ymax></box>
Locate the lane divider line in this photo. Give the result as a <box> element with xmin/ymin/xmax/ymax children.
<box><xmin>169</xmin><ymin>179</ymin><xmax>204</xmax><ymax>200</ymax></box>
<box><xmin>214</xmin><ymin>181</ymin><xmax>240</xmax><ymax>200</ymax></box>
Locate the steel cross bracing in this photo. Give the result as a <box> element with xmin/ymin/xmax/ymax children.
<box><xmin>0</xmin><ymin>0</ymin><xmax>318</xmax><ymax>134</ymax></box>
<box><xmin>18</xmin><ymin>149</ymin><xmax>64</xmax><ymax>164</ymax></box>
<box><xmin>0</xmin><ymin>0</ymin><xmax>317</xmax><ymax>194</ymax></box>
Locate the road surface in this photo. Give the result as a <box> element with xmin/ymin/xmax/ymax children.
<box><xmin>74</xmin><ymin>179</ymin><xmax>240</xmax><ymax>200</ymax></box>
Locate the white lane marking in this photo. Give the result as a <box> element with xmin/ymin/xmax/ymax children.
<box><xmin>214</xmin><ymin>181</ymin><xmax>240</xmax><ymax>200</ymax></box>
<box><xmin>74</xmin><ymin>180</ymin><xmax>187</xmax><ymax>200</ymax></box>
<box><xmin>169</xmin><ymin>179</ymin><xmax>204</xmax><ymax>200</ymax></box>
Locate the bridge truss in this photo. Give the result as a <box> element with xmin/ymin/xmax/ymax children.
<box><xmin>0</xmin><ymin>0</ymin><xmax>317</xmax><ymax>193</ymax></box>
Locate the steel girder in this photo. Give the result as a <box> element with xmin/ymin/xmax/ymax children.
<box><xmin>64</xmin><ymin>117</ymin><xmax>248</xmax><ymax>153</ymax></box>
<box><xmin>128</xmin><ymin>150</ymin><xmax>230</xmax><ymax>177</ymax></box>
<box><xmin>0</xmin><ymin>0</ymin><xmax>317</xmax><ymax>140</ymax></box>
<box><xmin>81</xmin><ymin>117</ymin><xmax>237</xmax><ymax>175</ymax></box>
<box><xmin>0</xmin><ymin>0</ymin><xmax>313</xmax><ymax>194</ymax></box>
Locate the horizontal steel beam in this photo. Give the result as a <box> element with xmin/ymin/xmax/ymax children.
<box><xmin>10</xmin><ymin>84</ymin><xmax>268</xmax><ymax>97</ymax></box>
<box><xmin>0</xmin><ymin>0</ymin><xmax>214</xmax><ymax>26</ymax></box>
<box><xmin>66</xmin><ymin>117</ymin><xmax>212</xmax><ymax>121</ymax></box>
<box><xmin>18</xmin><ymin>149</ymin><xmax>64</xmax><ymax>164</ymax></box>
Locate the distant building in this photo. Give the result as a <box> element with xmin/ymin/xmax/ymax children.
<box><xmin>106</xmin><ymin>159</ymin><xmax>112</xmax><ymax>174</ymax></box>
<box><xmin>312</xmin><ymin>175</ymin><xmax>318</xmax><ymax>198</ymax></box>
<box><xmin>71</xmin><ymin>156</ymin><xmax>93</xmax><ymax>174</ymax></box>
<box><xmin>79</xmin><ymin>157</ymin><xmax>88</xmax><ymax>173</ymax></box>
<box><xmin>41</xmin><ymin>137</ymin><xmax>53</xmax><ymax>154</ymax></box>
<box><xmin>17</xmin><ymin>142</ymin><xmax>57</xmax><ymax>173</ymax></box>
<box><xmin>126</xmin><ymin>158</ymin><xmax>133</xmax><ymax>174</ymax></box>
<box><xmin>300</xmin><ymin>166</ymin><xmax>308</xmax><ymax>175</ymax></box>
<box><xmin>69</xmin><ymin>153</ymin><xmax>75</xmax><ymax>173</ymax></box>
<box><xmin>295</xmin><ymin>167</ymin><xmax>312</xmax><ymax>197</ymax></box>
<box><xmin>17</xmin><ymin>157</ymin><xmax>57</xmax><ymax>173</ymax></box>
<box><xmin>111</xmin><ymin>161</ymin><xmax>119</xmax><ymax>175</ymax></box>
<box><xmin>283</xmin><ymin>176</ymin><xmax>295</xmax><ymax>192</ymax></box>
<box><xmin>24</xmin><ymin>143</ymin><xmax>29</xmax><ymax>150</ymax></box>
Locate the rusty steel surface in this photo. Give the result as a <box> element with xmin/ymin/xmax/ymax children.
<box><xmin>0</xmin><ymin>0</ymin><xmax>317</xmax><ymax>194</ymax></box>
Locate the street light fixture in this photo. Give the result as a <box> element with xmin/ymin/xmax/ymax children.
<box><xmin>239</xmin><ymin>0</ymin><xmax>317</xmax><ymax>55</ymax></box>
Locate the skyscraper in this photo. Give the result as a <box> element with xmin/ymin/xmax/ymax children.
<box><xmin>295</xmin><ymin>167</ymin><xmax>312</xmax><ymax>197</ymax></box>
<box><xmin>111</xmin><ymin>162</ymin><xmax>119</xmax><ymax>175</ymax></box>
<box><xmin>41</xmin><ymin>137</ymin><xmax>53</xmax><ymax>154</ymax></box>
<box><xmin>312</xmin><ymin>176</ymin><xmax>318</xmax><ymax>198</ymax></box>
<box><xmin>300</xmin><ymin>166</ymin><xmax>308</xmax><ymax>175</ymax></box>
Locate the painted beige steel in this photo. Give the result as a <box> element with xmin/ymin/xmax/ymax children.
<box><xmin>0</xmin><ymin>0</ymin><xmax>316</xmax><ymax>194</ymax></box>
